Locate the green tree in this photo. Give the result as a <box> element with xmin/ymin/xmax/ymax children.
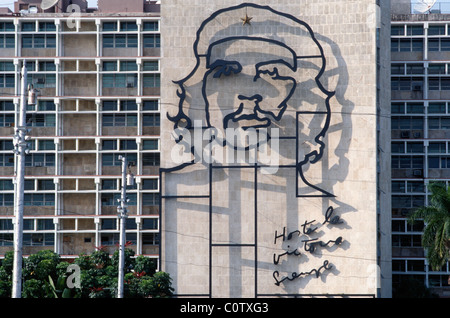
<box><xmin>409</xmin><ymin>182</ymin><xmax>450</xmax><ymax>270</ymax></box>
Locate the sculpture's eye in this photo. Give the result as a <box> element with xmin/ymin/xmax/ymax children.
<box><xmin>208</xmin><ymin>60</ymin><xmax>242</xmax><ymax>78</ymax></box>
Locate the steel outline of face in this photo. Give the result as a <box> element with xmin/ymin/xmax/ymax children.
<box><xmin>204</xmin><ymin>37</ymin><xmax>298</xmax><ymax>134</ymax></box>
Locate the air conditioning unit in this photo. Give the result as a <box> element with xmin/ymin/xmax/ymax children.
<box><xmin>413</xmin><ymin>169</ymin><xmax>423</xmax><ymax>177</ymax></box>
<box><xmin>36</xmin><ymin>77</ymin><xmax>45</xmax><ymax>84</ymax></box>
<box><xmin>413</xmin><ymin>132</ymin><xmax>421</xmax><ymax>138</ymax></box>
<box><xmin>126</xmin><ymin>82</ymin><xmax>135</xmax><ymax>88</ymax></box>
<box><xmin>401</xmin><ymin>131</ymin><xmax>410</xmax><ymax>138</ymax></box>
<box><xmin>34</xmin><ymin>162</ymin><xmax>43</xmax><ymax>167</ymax></box>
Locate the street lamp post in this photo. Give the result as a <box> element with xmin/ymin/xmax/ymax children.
<box><xmin>11</xmin><ymin>62</ymin><xmax>36</xmax><ymax>298</ymax></box>
<box><xmin>117</xmin><ymin>155</ymin><xmax>135</xmax><ymax>298</ymax></box>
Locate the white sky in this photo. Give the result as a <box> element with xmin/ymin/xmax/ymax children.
<box><xmin>0</xmin><ymin>0</ymin><xmax>98</xmax><ymax>10</ymax></box>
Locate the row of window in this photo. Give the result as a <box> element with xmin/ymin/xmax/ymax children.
<box><xmin>0</xmin><ymin>152</ymin><xmax>160</xmax><ymax>167</ymax></box>
<box><xmin>0</xmin><ymin>60</ymin><xmax>159</xmax><ymax>73</ymax></box>
<box><xmin>0</xmin><ymin>34</ymin><xmax>160</xmax><ymax>49</ymax></box>
<box><xmin>392</xmin><ymin>102</ymin><xmax>450</xmax><ymax>115</ymax></box>
<box><xmin>0</xmin><ymin>21</ymin><xmax>159</xmax><ymax>33</ymax></box>
<box><xmin>391</xmin><ymin>63</ymin><xmax>450</xmax><ymax>75</ymax></box>
<box><xmin>0</xmin><ymin>217</ymin><xmax>158</xmax><ymax>232</ymax></box>
<box><xmin>0</xmin><ymin>192</ymin><xmax>160</xmax><ymax>207</ymax></box>
<box><xmin>392</xmin><ymin>141</ymin><xmax>450</xmax><ymax>154</ymax></box>
<box><xmin>0</xmin><ymin>178</ymin><xmax>158</xmax><ymax>191</ymax></box>
<box><xmin>0</xmin><ymin>100</ymin><xmax>160</xmax><ymax>112</ymax></box>
<box><xmin>0</xmin><ymin>113</ymin><xmax>161</xmax><ymax>127</ymax></box>
<box><xmin>0</xmin><ymin>139</ymin><xmax>159</xmax><ymax>152</ymax></box>
<box><xmin>0</xmin><ymin>233</ymin><xmax>160</xmax><ymax>247</ymax></box>
<box><xmin>391</xmin><ymin>155</ymin><xmax>450</xmax><ymax>169</ymax></box>
<box><xmin>391</xmin><ymin>116</ymin><xmax>450</xmax><ymax>130</ymax></box>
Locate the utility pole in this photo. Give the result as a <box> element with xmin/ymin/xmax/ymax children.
<box><xmin>117</xmin><ymin>155</ymin><xmax>135</xmax><ymax>298</ymax></box>
<box><xmin>12</xmin><ymin>61</ymin><xmax>35</xmax><ymax>298</ymax></box>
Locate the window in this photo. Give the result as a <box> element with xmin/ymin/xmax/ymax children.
<box><xmin>0</xmin><ymin>179</ymin><xmax>13</xmax><ymax>190</ymax></box>
<box><xmin>21</xmin><ymin>22</ymin><xmax>35</xmax><ymax>31</ymax></box>
<box><xmin>428</xmin><ymin>25</ymin><xmax>446</xmax><ymax>36</ymax></box>
<box><xmin>143</xmin><ymin>100</ymin><xmax>158</xmax><ymax>111</ymax></box>
<box><xmin>102</xmin><ymin>74</ymin><xmax>137</xmax><ymax>88</ymax></box>
<box><xmin>120</xmin><ymin>100</ymin><xmax>137</xmax><ymax>111</ymax></box>
<box><xmin>142</xmin><ymin>179</ymin><xmax>158</xmax><ymax>190</ymax></box>
<box><xmin>103</xmin><ymin>34</ymin><xmax>137</xmax><ymax>48</ymax></box>
<box><xmin>101</xmin><ymin>218</ymin><xmax>116</xmax><ymax>230</ymax></box>
<box><xmin>429</xmin><ymin>102</ymin><xmax>446</xmax><ymax>114</ymax></box>
<box><xmin>143</xmin><ymin>153</ymin><xmax>160</xmax><ymax>166</ymax></box>
<box><xmin>0</xmin><ymin>101</ymin><xmax>14</xmax><ymax>111</ymax></box>
<box><xmin>102</xmin><ymin>114</ymin><xmax>137</xmax><ymax>127</ymax></box>
<box><xmin>428</xmin><ymin>117</ymin><xmax>450</xmax><ymax>129</ymax></box>
<box><xmin>102</xmin><ymin>140</ymin><xmax>117</xmax><ymax>150</ymax></box>
<box><xmin>143</xmin><ymin>140</ymin><xmax>158</xmax><ymax>150</ymax></box>
<box><xmin>429</xmin><ymin>156</ymin><xmax>450</xmax><ymax>168</ymax></box>
<box><xmin>406</xmin><ymin>142</ymin><xmax>424</xmax><ymax>153</ymax></box>
<box><xmin>120</xmin><ymin>139</ymin><xmax>137</xmax><ymax>150</ymax></box>
<box><xmin>120</xmin><ymin>61</ymin><xmax>138</xmax><ymax>71</ymax></box>
<box><xmin>0</xmin><ymin>154</ymin><xmax>14</xmax><ymax>167</ymax></box>
<box><xmin>23</xmin><ymin>233</ymin><xmax>54</xmax><ymax>246</ymax></box>
<box><xmin>24</xmin><ymin>194</ymin><xmax>55</xmax><ymax>206</ymax></box>
<box><xmin>0</xmin><ymin>114</ymin><xmax>14</xmax><ymax>127</ymax></box>
<box><xmin>0</xmin><ymin>22</ymin><xmax>14</xmax><ymax>32</ymax></box>
<box><xmin>429</xmin><ymin>142</ymin><xmax>446</xmax><ymax>153</ymax></box>
<box><xmin>37</xmin><ymin>219</ymin><xmax>54</xmax><ymax>230</ymax></box>
<box><xmin>25</xmin><ymin>154</ymin><xmax>55</xmax><ymax>167</ymax></box>
<box><xmin>406</xmin><ymin>25</ymin><xmax>424</xmax><ymax>36</ymax></box>
<box><xmin>429</xmin><ymin>77</ymin><xmax>450</xmax><ymax>90</ymax></box>
<box><xmin>120</xmin><ymin>22</ymin><xmax>138</xmax><ymax>31</ymax></box>
<box><xmin>102</xmin><ymin>153</ymin><xmax>137</xmax><ymax>166</ymax></box>
<box><xmin>0</xmin><ymin>75</ymin><xmax>15</xmax><ymax>88</ymax></box>
<box><xmin>143</xmin><ymin>21</ymin><xmax>158</xmax><ymax>31</ymax></box>
<box><xmin>391</xmin><ymin>38</ymin><xmax>423</xmax><ymax>52</ymax></box>
<box><xmin>101</xmin><ymin>179</ymin><xmax>116</xmax><ymax>190</ymax></box>
<box><xmin>143</xmin><ymin>61</ymin><xmax>159</xmax><ymax>71</ymax></box>
<box><xmin>27</xmin><ymin>74</ymin><xmax>56</xmax><ymax>88</ymax></box>
<box><xmin>143</xmin><ymin>193</ymin><xmax>159</xmax><ymax>206</ymax></box>
<box><xmin>0</xmin><ymin>194</ymin><xmax>13</xmax><ymax>206</ymax></box>
<box><xmin>101</xmin><ymin>193</ymin><xmax>137</xmax><ymax>206</ymax></box>
<box><xmin>392</xmin><ymin>142</ymin><xmax>405</xmax><ymax>154</ymax></box>
<box><xmin>391</xmin><ymin>156</ymin><xmax>424</xmax><ymax>169</ymax></box>
<box><xmin>391</xmin><ymin>77</ymin><xmax>423</xmax><ymax>91</ymax></box>
<box><xmin>428</xmin><ymin>38</ymin><xmax>450</xmax><ymax>52</ymax></box>
<box><xmin>38</xmin><ymin>140</ymin><xmax>55</xmax><ymax>150</ymax></box>
<box><xmin>143</xmin><ymin>74</ymin><xmax>160</xmax><ymax>87</ymax></box>
<box><xmin>102</xmin><ymin>61</ymin><xmax>117</xmax><ymax>71</ymax></box>
<box><xmin>22</xmin><ymin>34</ymin><xmax>56</xmax><ymax>48</ymax></box>
<box><xmin>143</xmin><ymin>34</ymin><xmax>160</xmax><ymax>48</ymax></box>
<box><xmin>142</xmin><ymin>218</ymin><xmax>158</xmax><ymax>230</ymax></box>
<box><xmin>102</xmin><ymin>22</ymin><xmax>117</xmax><ymax>31</ymax></box>
<box><xmin>143</xmin><ymin>114</ymin><xmax>160</xmax><ymax>127</ymax></box>
<box><xmin>428</xmin><ymin>64</ymin><xmax>446</xmax><ymax>74</ymax></box>
<box><xmin>0</xmin><ymin>35</ymin><xmax>14</xmax><ymax>48</ymax></box>
<box><xmin>0</xmin><ymin>219</ymin><xmax>13</xmax><ymax>230</ymax></box>
<box><xmin>391</xmin><ymin>116</ymin><xmax>424</xmax><ymax>130</ymax></box>
<box><xmin>26</xmin><ymin>114</ymin><xmax>56</xmax><ymax>127</ymax></box>
<box><xmin>0</xmin><ymin>62</ymin><xmax>14</xmax><ymax>72</ymax></box>
<box><xmin>37</xmin><ymin>180</ymin><xmax>54</xmax><ymax>190</ymax></box>
<box><xmin>406</xmin><ymin>64</ymin><xmax>424</xmax><ymax>75</ymax></box>
<box><xmin>0</xmin><ymin>234</ymin><xmax>13</xmax><ymax>246</ymax></box>
<box><xmin>38</xmin><ymin>22</ymin><xmax>56</xmax><ymax>31</ymax></box>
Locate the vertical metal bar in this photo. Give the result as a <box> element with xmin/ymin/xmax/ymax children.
<box><xmin>12</xmin><ymin>62</ymin><xmax>27</xmax><ymax>298</ymax></box>
<box><xmin>117</xmin><ymin>155</ymin><xmax>127</xmax><ymax>298</ymax></box>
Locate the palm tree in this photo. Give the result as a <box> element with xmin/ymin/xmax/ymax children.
<box><xmin>408</xmin><ymin>182</ymin><xmax>450</xmax><ymax>271</ymax></box>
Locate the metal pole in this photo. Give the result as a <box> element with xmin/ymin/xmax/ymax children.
<box><xmin>12</xmin><ymin>62</ymin><xmax>28</xmax><ymax>298</ymax></box>
<box><xmin>117</xmin><ymin>155</ymin><xmax>128</xmax><ymax>298</ymax></box>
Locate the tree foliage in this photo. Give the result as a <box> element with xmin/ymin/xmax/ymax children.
<box><xmin>409</xmin><ymin>182</ymin><xmax>450</xmax><ymax>271</ymax></box>
<box><xmin>0</xmin><ymin>248</ymin><xmax>172</xmax><ymax>298</ymax></box>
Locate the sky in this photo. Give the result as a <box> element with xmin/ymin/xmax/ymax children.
<box><xmin>0</xmin><ymin>0</ymin><xmax>98</xmax><ymax>10</ymax></box>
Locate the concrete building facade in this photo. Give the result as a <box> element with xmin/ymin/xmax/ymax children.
<box><xmin>0</xmin><ymin>1</ymin><xmax>161</xmax><ymax>263</ymax></box>
<box><xmin>390</xmin><ymin>0</ymin><xmax>450</xmax><ymax>297</ymax></box>
<box><xmin>160</xmin><ymin>0</ymin><xmax>392</xmax><ymax>297</ymax></box>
